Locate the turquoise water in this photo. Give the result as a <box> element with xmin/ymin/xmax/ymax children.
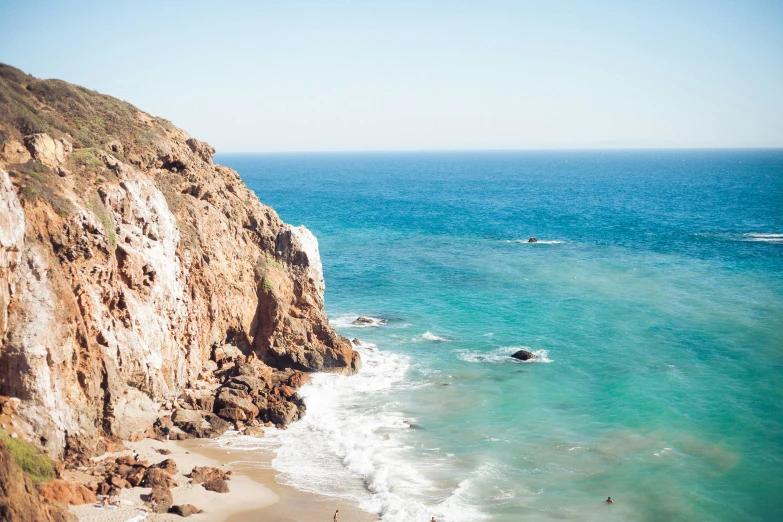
<box><xmin>219</xmin><ymin>151</ymin><xmax>783</xmax><ymax>521</ymax></box>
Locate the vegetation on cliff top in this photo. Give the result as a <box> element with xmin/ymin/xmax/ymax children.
<box><xmin>0</xmin><ymin>430</ymin><xmax>56</xmax><ymax>483</ymax></box>
<box><xmin>0</xmin><ymin>62</ymin><xmax>171</xmax><ymax>159</ymax></box>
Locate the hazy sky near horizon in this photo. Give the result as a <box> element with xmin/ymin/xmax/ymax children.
<box><xmin>1</xmin><ymin>1</ymin><xmax>782</xmax><ymax>152</ymax></box>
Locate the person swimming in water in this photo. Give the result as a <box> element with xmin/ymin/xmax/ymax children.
<box><xmin>606</xmin><ymin>496</ymin><xmax>614</xmax><ymax>503</ymax></box>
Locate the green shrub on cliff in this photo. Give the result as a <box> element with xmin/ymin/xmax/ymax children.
<box><xmin>71</xmin><ymin>148</ymin><xmax>103</xmax><ymax>170</ymax></box>
<box><xmin>0</xmin><ymin>430</ymin><xmax>56</xmax><ymax>483</ymax></box>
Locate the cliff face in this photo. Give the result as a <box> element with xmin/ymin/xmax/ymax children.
<box><xmin>0</xmin><ymin>64</ymin><xmax>360</xmax><ymax>460</ymax></box>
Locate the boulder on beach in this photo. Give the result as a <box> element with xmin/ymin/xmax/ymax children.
<box><xmin>143</xmin><ymin>467</ymin><xmax>178</xmax><ymax>488</ymax></box>
<box><xmin>202</xmin><ymin>477</ymin><xmax>229</xmax><ymax>493</ymax></box>
<box><xmin>511</xmin><ymin>349</ymin><xmax>536</xmax><ymax>361</ymax></box>
<box><xmin>149</xmin><ymin>485</ymin><xmax>173</xmax><ymax>513</ymax></box>
<box><xmin>169</xmin><ymin>504</ymin><xmax>204</xmax><ymax>517</ymax></box>
<box><xmin>190</xmin><ymin>466</ymin><xmax>229</xmax><ymax>484</ymax></box>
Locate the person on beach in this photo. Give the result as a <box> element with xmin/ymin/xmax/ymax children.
<box><xmin>333</xmin><ymin>509</ymin><xmax>339</xmax><ymax>521</ymax></box>
<box><xmin>132</xmin><ymin>449</ymin><xmax>139</xmax><ymax>461</ymax></box>
<box><xmin>162</xmin><ymin>426</ymin><xmax>171</xmax><ymax>441</ymax></box>
<box><xmin>431</xmin><ymin>517</ymin><xmax>438</xmax><ymax>522</ymax></box>
<box><xmin>606</xmin><ymin>496</ymin><xmax>614</xmax><ymax>503</ymax></box>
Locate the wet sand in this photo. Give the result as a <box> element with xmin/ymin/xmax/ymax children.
<box><xmin>178</xmin><ymin>438</ymin><xmax>378</xmax><ymax>522</ymax></box>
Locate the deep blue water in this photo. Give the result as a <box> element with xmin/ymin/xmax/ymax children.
<box><xmin>218</xmin><ymin>150</ymin><xmax>783</xmax><ymax>521</ymax></box>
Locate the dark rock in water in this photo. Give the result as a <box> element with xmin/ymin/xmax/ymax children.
<box><xmin>352</xmin><ymin>338</ymin><xmax>360</xmax><ymax>345</ymax></box>
<box><xmin>353</xmin><ymin>316</ymin><xmax>374</xmax><ymax>325</ymax></box>
<box><xmin>528</xmin><ymin>237</ymin><xmax>538</xmax><ymax>243</ymax></box>
<box><xmin>511</xmin><ymin>349</ymin><xmax>536</xmax><ymax>361</ymax></box>
<box><xmin>169</xmin><ymin>504</ymin><xmax>203</xmax><ymax>517</ymax></box>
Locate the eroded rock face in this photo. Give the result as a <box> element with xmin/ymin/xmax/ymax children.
<box><xmin>0</xmin><ymin>68</ymin><xmax>361</xmax><ymax>461</ymax></box>
<box><xmin>0</xmin><ymin>169</ymin><xmax>24</xmax><ymax>340</ymax></box>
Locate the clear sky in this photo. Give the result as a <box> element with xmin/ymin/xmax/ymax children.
<box><xmin>1</xmin><ymin>0</ymin><xmax>782</xmax><ymax>151</ymax></box>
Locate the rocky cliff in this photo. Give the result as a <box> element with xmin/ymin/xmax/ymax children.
<box><xmin>0</xmin><ymin>63</ymin><xmax>360</xmax><ymax>462</ymax></box>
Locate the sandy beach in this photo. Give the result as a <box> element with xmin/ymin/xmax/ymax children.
<box><xmin>67</xmin><ymin>436</ymin><xmax>376</xmax><ymax>522</ymax></box>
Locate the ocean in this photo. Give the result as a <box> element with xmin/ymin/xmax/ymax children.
<box><xmin>215</xmin><ymin>150</ymin><xmax>783</xmax><ymax>521</ymax></box>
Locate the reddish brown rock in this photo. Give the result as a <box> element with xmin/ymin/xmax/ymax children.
<box><xmin>269</xmin><ymin>401</ymin><xmax>299</xmax><ymax>426</ymax></box>
<box><xmin>154</xmin><ymin>458</ymin><xmax>178</xmax><ymax>475</ymax></box>
<box><xmin>116</xmin><ymin>456</ymin><xmax>135</xmax><ymax>467</ymax></box>
<box><xmin>143</xmin><ymin>467</ymin><xmax>177</xmax><ymax>488</ymax></box>
<box><xmin>195</xmin><ymin>396</ymin><xmax>215</xmax><ymax>411</ymax></box>
<box><xmin>169</xmin><ymin>503</ymin><xmax>204</xmax><ymax>517</ymax></box>
<box><xmin>37</xmin><ymin>480</ymin><xmax>96</xmax><ymax>506</ymax></box>
<box><xmin>126</xmin><ymin>467</ymin><xmax>146</xmax><ymax>487</ymax></box>
<box><xmin>149</xmin><ymin>485</ymin><xmax>172</xmax><ymax>513</ymax></box>
<box><xmin>202</xmin><ymin>478</ymin><xmax>229</xmax><ymax>493</ymax></box>
<box><xmin>108</xmin><ymin>474</ymin><xmax>129</xmax><ymax>489</ymax></box>
<box><xmin>277</xmin><ymin>385</ymin><xmax>296</xmax><ymax>398</ymax></box>
<box><xmin>244</xmin><ymin>427</ymin><xmax>265</xmax><ymax>438</ymax></box>
<box><xmin>190</xmin><ymin>466</ymin><xmax>229</xmax><ymax>484</ymax></box>
<box><xmin>287</xmin><ymin>371</ymin><xmax>311</xmax><ymax>388</ymax></box>
<box><xmin>215</xmin><ymin>388</ymin><xmax>259</xmax><ymax>420</ymax></box>
<box><xmin>218</xmin><ymin>407</ymin><xmax>248</xmax><ymax>422</ymax></box>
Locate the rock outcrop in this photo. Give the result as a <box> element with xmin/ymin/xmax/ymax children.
<box><xmin>511</xmin><ymin>349</ymin><xmax>536</xmax><ymax>361</ymax></box>
<box><xmin>0</xmin><ymin>62</ymin><xmax>361</xmax><ymax>464</ymax></box>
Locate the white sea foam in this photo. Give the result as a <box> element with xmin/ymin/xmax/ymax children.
<box><xmin>330</xmin><ymin>314</ymin><xmax>388</xmax><ymax>328</ymax></box>
<box><xmin>418</xmin><ymin>331</ymin><xmax>453</xmax><ymax>342</ymax></box>
<box><xmin>743</xmin><ymin>233</ymin><xmax>783</xmax><ymax>243</ymax></box>
<box><xmin>216</xmin><ymin>341</ymin><xmax>488</xmax><ymax>521</ymax></box>
<box><xmin>458</xmin><ymin>346</ymin><xmax>553</xmax><ymax>364</ymax></box>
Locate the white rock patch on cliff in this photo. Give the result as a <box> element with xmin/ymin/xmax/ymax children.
<box><xmin>0</xmin><ymin>168</ymin><xmax>25</xmax><ymax>337</ymax></box>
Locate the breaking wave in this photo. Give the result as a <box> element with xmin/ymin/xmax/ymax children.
<box><xmin>743</xmin><ymin>233</ymin><xmax>783</xmax><ymax>243</ymax></box>
<box><xmin>214</xmin><ymin>341</ymin><xmax>488</xmax><ymax>521</ymax></box>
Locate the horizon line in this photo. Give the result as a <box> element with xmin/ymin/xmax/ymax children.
<box><xmin>214</xmin><ymin>146</ymin><xmax>783</xmax><ymax>155</ymax></box>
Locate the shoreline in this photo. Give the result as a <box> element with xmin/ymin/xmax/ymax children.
<box><xmin>68</xmin><ymin>435</ymin><xmax>377</xmax><ymax>522</ymax></box>
<box><xmin>180</xmin><ymin>436</ymin><xmax>378</xmax><ymax>522</ymax></box>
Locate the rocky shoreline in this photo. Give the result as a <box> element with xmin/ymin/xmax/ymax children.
<box><xmin>0</xmin><ymin>63</ymin><xmax>361</xmax><ymax>519</ymax></box>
